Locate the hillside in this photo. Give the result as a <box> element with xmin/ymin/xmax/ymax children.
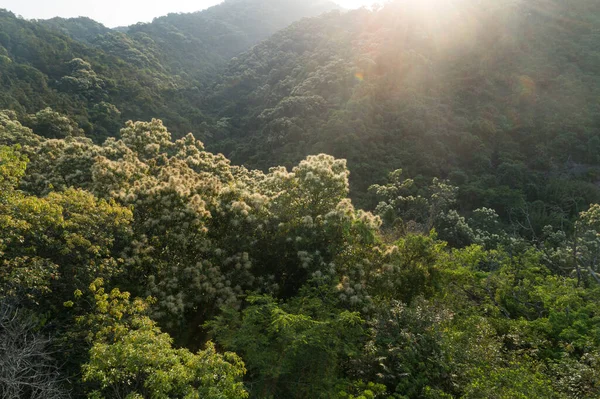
<box><xmin>2</xmin><ymin>0</ymin><xmax>600</xmax><ymax>398</ymax></box>
<box><xmin>0</xmin><ymin>9</ymin><xmax>192</xmax><ymax>140</ymax></box>
<box><xmin>204</xmin><ymin>0</ymin><xmax>600</xmax><ymax>229</ymax></box>
<box><xmin>126</xmin><ymin>0</ymin><xmax>340</xmax><ymax>80</ymax></box>
<box><xmin>38</xmin><ymin>16</ymin><xmax>112</xmax><ymax>44</ymax></box>
<box><xmin>0</xmin><ymin>0</ymin><xmax>339</xmax><ymax>140</ymax></box>
<box><xmin>39</xmin><ymin>0</ymin><xmax>340</xmax><ymax>81</ymax></box>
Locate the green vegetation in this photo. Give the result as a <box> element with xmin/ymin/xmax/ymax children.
<box><xmin>205</xmin><ymin>0</ymin><xmax>600</xmax><ymax>219</ymax></box>
<box><xmin>1</xmin><ymin>0</ymin><xmax>600</xmax><ymax>397</ymax></box>
<box><xmin>0</xmin><ymin>0</ymin><xmax>338</xmax><ymax>141</ymax></box>
<box><xmin>2</xmin><ymin>112</ymin><xmax>600</xmax><ymax>398</ymax></box>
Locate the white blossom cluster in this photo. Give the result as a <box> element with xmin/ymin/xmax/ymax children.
<box><xmin>9</xmin><ymin>118</ymin><xmax>408</xmax><ymax>324</ymax></box>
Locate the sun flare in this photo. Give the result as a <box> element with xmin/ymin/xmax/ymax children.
<box><xmin>402</xmin><ymin>0</ymin><xmax>461</xmax><ymax>15</ymax></box>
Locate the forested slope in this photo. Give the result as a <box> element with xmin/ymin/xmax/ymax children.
<box><xmin>124</xmin><ymin>0</ymin><xmax>340</xmax><ymax>80</ymax></box>
<box><xmin>2</xmin><ymin>110</ymin><xmax>600</xmax><ymax>398</ymax></box>
<box><xmin>2</xmin><ymin>1</ymin><xmax>600</xmax><ymax>397</ymax></box>
<box><xmin>38</xmin><ymin>17</ymin><xmax>112</xmax><ymax>44</ymax></box>
<box><xmin>204</xmin><ymin>0</ymin><xmax>600</xmax><ymax>229</ymax></box>
<box><xmin>0</xmin><ymin>9</ymin><xmax>197</xmax><ymax>140</ymax></box>
<box><xmin>39</xmin><ymin>0</ymin><xmax>339</xmax><ymax>81</ymax></box>
<box><xmin>0</xmin><ymin>0</ymin><xmax>339</xmax><ymax>141</ymax></box>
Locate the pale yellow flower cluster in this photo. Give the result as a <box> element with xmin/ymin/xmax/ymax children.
<box><xmin>10</xmin><ymin>118</ymin><xmax>396</xmax><ymax>323</ymax></box>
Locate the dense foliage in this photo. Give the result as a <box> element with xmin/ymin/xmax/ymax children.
<box><xmin>0</xmin><ymin>0</ymin><xmax>337</xmax><ymax>141</ymax></box>
<box><xmin>2</xmin><ymin>112</ymin><xmax>600</xmax><ymax>398</ymax></box>
<box><xmin>1</xmin><ymin>0</ymin><xmax>600</xmax><ymax>397</ymax></box>
<box><xmin>205</xmin><ymin>0</ymin><xmax>600</xmax><ymax>224</ymax></box>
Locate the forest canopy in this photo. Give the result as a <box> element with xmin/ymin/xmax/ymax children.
<box><xmin>1</xmin><ymin>0</ymin><xmax>600</xmax><ymax>397</ymax></box>
<box><xmin>2</xmin><ymin>110</ymin><xmax>600</xmax><ymax>398</ymax></box>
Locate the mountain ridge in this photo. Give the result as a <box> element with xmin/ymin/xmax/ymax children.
<box><xmin>0</xmin><ymin>0</ymin><xmax>340</xmax><ymax>138</ymax></box>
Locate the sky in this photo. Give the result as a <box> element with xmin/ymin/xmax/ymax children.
<box><xmin>0</xmin><ymin>0</ymin><xmax>379</xmax><ymax>28</ymax></box>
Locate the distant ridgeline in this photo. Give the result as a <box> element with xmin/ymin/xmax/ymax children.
<box><xmin>1</xmin><ymin>0</ymin><xmax>600</xmax><ymax>233</ymax></box>
<box><xmin>0</xmin><ymin>0</ymin><xmax>339</xmax><ymax>140</ymax></box>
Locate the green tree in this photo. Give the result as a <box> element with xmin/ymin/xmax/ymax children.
<box><xmin>207</xmin><ymin>291</ymin><xmax>365</xmax><ymax>399</ymax></box>
<box><xmin>80</xmin><ymin>279</ymin><xmax>248</xmax><ymax>399</ymax></box>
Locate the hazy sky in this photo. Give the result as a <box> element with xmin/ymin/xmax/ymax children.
<box><xmin>0</xmin><ymin>0</ymin><xmax>378</xmax><ymax>28</ymax></box>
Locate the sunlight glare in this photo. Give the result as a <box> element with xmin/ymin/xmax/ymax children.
<box><xmin>405</xmin><ymin>0</ymin><xmax>458</xmax><ymax>13</ymax></box>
